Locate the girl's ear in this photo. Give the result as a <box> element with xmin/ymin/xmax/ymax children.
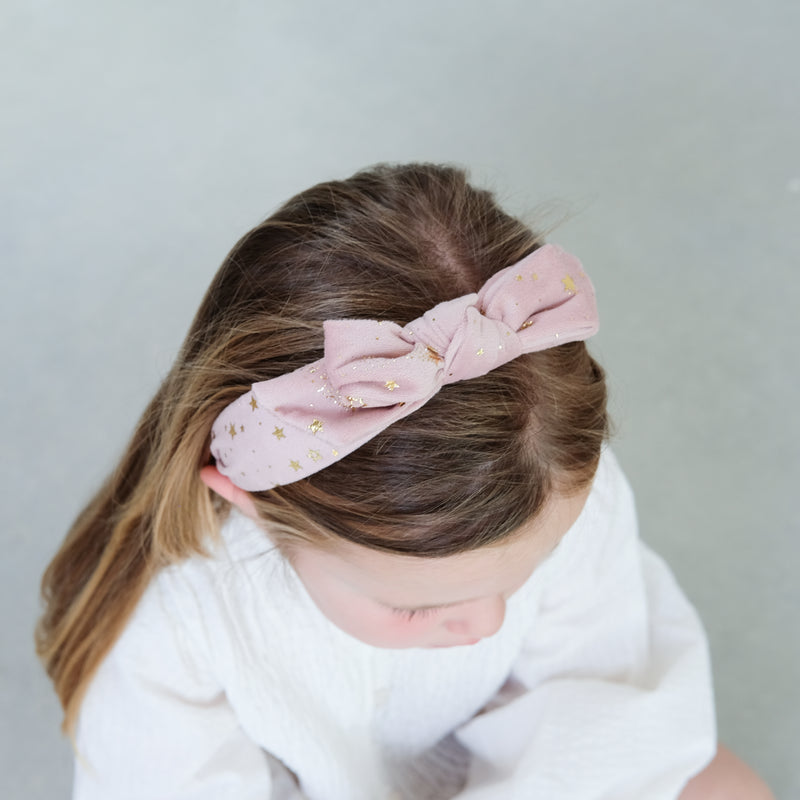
<box><xmin>199</xmin><ymin>465</ymin><xmax>259</xmax><ymax>521</ymax></box>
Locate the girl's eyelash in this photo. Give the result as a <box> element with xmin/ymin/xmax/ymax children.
<box><xmin>390</xmin><ymin>606</ymin><xmax>440</xmax><ymax>621</ymax></box>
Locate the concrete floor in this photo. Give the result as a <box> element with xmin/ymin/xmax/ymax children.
<box><xmin>2</xmin><ymin>1</ymin><xmax>798</xmax><ymax>797</ymax></box>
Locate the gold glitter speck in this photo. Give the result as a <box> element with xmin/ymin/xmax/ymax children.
<box><xmin>249</xmin><ymin>395</ymin><xmax>258</xmax><ymax>411</ymax></box>
<box><xmin>532</xmin><ymin>273</ymin><xmax>539</xmax><ymax>281</ymax></box>
<box><xmin>476</xmin><ymin>348</ymin><xmax>484</xmax><ymax>356</ymax></box>
<box><xmin>272</xmin><ymin>426</ymin><xmax>286</xmax><ymax>440</ymax></box>
<box><xmin>289</xmin><ymin>460</ymin><xmax>301</xmax><ymax>472</ymax></box>
<box><xmin>520</xmin><ymin>319</ymin><xmax>534</xmax><ymax>330</ymax></box>
<box><xmin>425</xmin><ymin>346</ymin><xmax>443</xmax><ymax>363</ymax></box>
<box><xmin>332</xmin><ymin>449</ymin><xmax>339</xmax><ymax>457</ymax></box>
<box><xmin>385</xmin><ymin>380</ymin><xmax>399</xmax><ymax>391</ymax></box>
<box><xmin>515</xmin><ymin>274</ymin><xmax>523</xmax><ymax>281</ymax></box>
<box><xmin>308</xmin><ymin>449</ymin><xmax>322</xmax><ymax>462</ymax></box>
<box><xmin>309</xmin><ymin>419</ymin><xmax>324</xmax><ymax>434</ymax></box>
<box><xmin>562</xmin><ymin>275</ymin><xmax>577</xmax><ymax>293</ymax></box>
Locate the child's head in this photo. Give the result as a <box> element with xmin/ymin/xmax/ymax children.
<box><xmin>195</xmin><ymin>162</ymin><xmax>608</xmax><ymax>647</ymax></box>
<box><xmin>38</xmin><ymin>164</ymin><xmax>609</xmax><ymax>727</ymax></box>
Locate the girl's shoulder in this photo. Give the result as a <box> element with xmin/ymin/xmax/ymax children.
<box><xmin>75</xmin><ymin>512</ymin><xmax>287</xmax><ymax>790</ymax></box>
<box><xmin>208</xmin><ymin>507</ymin><xmax>280</xmax><ymax>561</ymax></box>
<box><xmin>579</xmin><ymin>445</ymin><xmax>636</xmax><ymax>538</ymax></box>
<box><xmin>594</xmin><ymin>445</ymin><xmax>633</xmax><ymax>501</ymax></box>
<box><xmin>154</xmin><ymin>509</ymin><xmax>286</xmax><ymax>616</ymax></box>
<box><xmin>538</xmin><ymin>445</ymin><xmax>638</xmax><ymax>583</ymax></box>
<box><xmin>93</xmin><ymin>511</ymin><xmax>288</xmax><ymax>692</ymax></box>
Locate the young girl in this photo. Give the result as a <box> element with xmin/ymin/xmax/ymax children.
<box><xmin>37</xmin><ymin>163</ymin><xmax>772</xmax><ymax>799</ymax></box>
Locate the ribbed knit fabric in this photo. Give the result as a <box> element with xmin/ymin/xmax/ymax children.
<box><xmin>74</xmin><ymin>449</ymin><xmax>716</xmax><ymax>800</ymax></box>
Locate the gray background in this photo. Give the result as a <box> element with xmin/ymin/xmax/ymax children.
<box><xmin>2</xmin><ymin>1</ymin><xmax>798</xmax><ymax>797</ymax></box>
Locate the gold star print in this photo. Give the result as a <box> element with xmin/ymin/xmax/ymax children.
<box><xmin>272</xmin><ymin>426</ymin><xmax>286</xmax><ymax>440</ymax></box>
<box><xmin>249</xmin><ymin>395</ymin><xmax>258</xmax><ymax>411</ymax></box>
<box><xmin>308</xmin><ymin>419</ymin><xmax>324</xmax><ymax>434</ymax></box>
<box><xmin>289</xmin><ymin>460</ymin><xmax>301</xmax><ymax>472</ymax></box>
<box><xmin>385</xmin><ymin>380</ymin><xmax>399</xmax><ymax>391</ymax></box>
<box><xmin>228</xmin><ymin>423</ymin><xmax>237</xmax><ymax>439</ymax></box>
<box><xmin>308</xmin><ymin>449</ymin><xmax>322</xmax><ymax>462</ymax></box>
<box><xmin>532</xmin><ymin>272</ymin><xmax>539</xmax><ymax>281</ymax></box>
<box><xmin>562</xmin><ymin>275</ymin><xmax>577</xmax><ymax>294</ymax></box>
<box><xmin>425</xmin><ymin>346</ymin><xmax>443</xmax><ymax>363</ymax></box>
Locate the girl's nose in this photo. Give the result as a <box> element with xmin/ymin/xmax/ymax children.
<box><xmin>442</xmin><ymin>595</ymin><xmax>506</xmax><ymax>639</ymax></box>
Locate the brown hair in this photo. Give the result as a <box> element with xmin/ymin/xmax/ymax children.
<box><xmin>36</xmin><ymin>163</ymin><xmax>609</xmax><ymax>733</ymax></box>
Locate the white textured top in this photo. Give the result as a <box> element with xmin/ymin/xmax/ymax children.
<box><xmin>74</xmin><ymin>449</ymin><xmax>716</xmax><ymax>800</ymax></box>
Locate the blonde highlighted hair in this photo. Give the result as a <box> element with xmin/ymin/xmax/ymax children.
<box><xmin>37</xmin><ymin>163</ymin><xmax>609</xmax><ymax>733</ymax></box>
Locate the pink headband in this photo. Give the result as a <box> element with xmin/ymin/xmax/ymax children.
<box><xmin>210</xmin><ymin>244</ymin><xmax>598</xmax><ymax>491</ymax></box>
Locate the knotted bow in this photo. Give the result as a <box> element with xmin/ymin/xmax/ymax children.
<box><xmin>210</xmin><ymin>244</ymin><xmax>598</xmax><ymax>490</ymax></box>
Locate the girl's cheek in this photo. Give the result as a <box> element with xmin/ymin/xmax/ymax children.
<box><xmin>380</xmin><ymin>611</ymin><xmax>439</xmax><ymax>642</ymax></box>
<box><xmin>381</xmin><ymin>613</ymin><xmax>415</xmax><ymax>635</ymax></box>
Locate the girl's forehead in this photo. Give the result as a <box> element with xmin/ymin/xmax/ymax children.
<box><xmin>294</xmin><ymin>486</ymin><xmax>589</xmax><ymax>606</ymax></box>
